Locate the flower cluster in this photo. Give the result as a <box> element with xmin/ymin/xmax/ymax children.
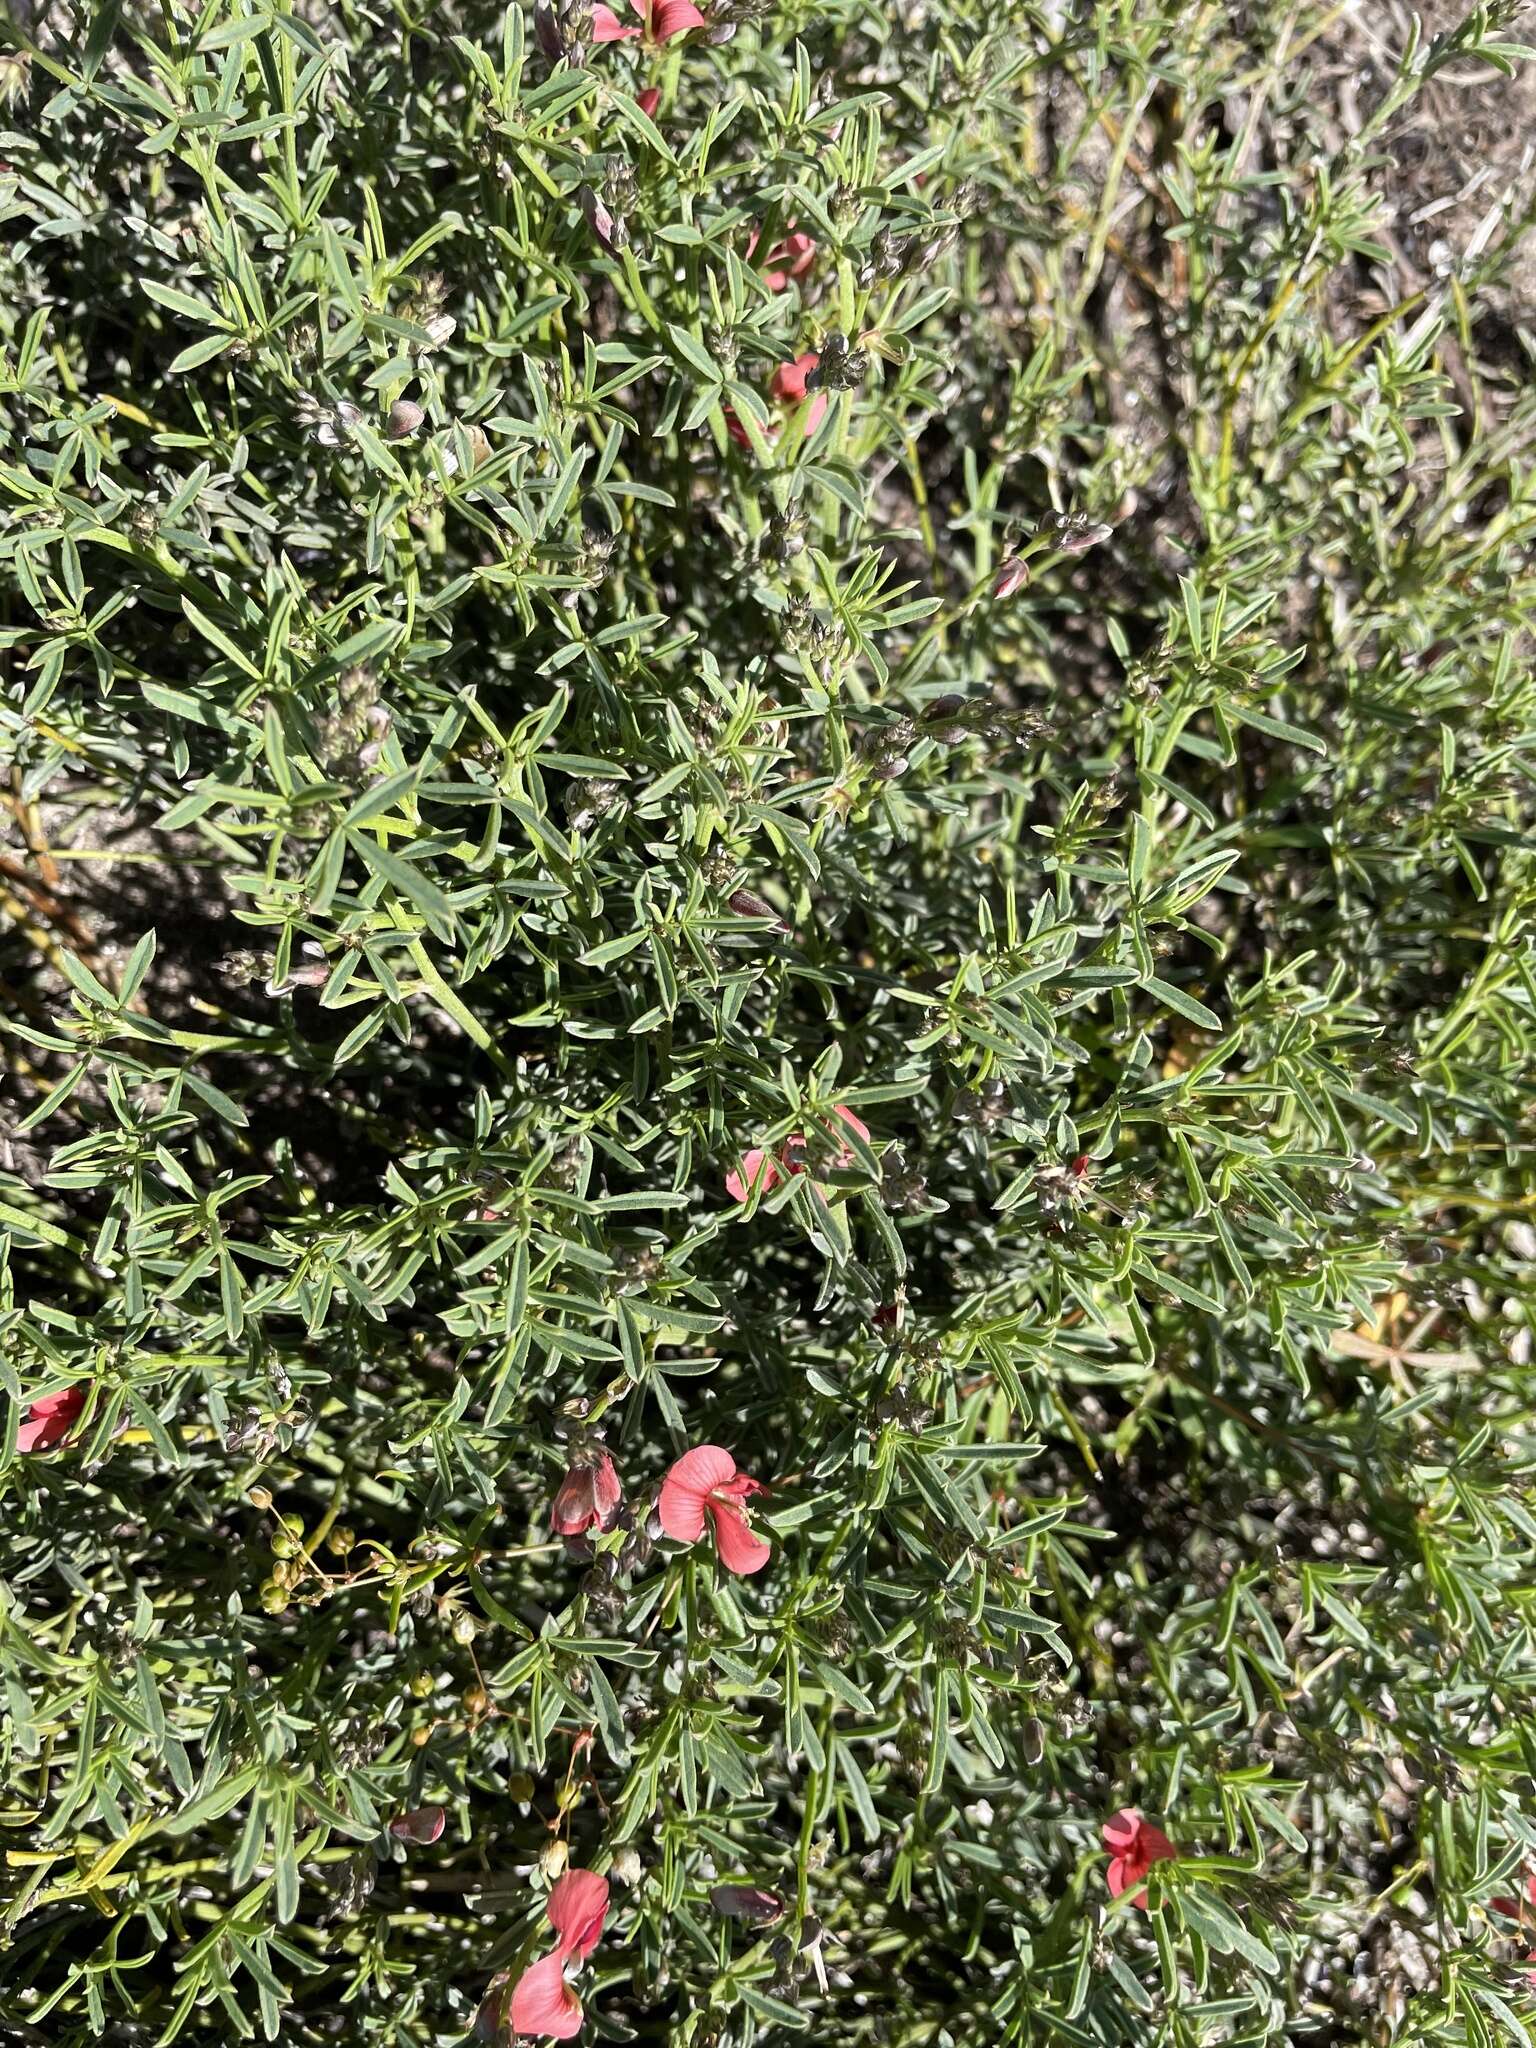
<box><xmin>548</xmin><ymin>1442</ymin><xmax>771</xmax><ymax>1580</ymax></box>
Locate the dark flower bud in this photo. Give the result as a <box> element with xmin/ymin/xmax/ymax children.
<box><xmin>475</xmin><ymin>1972</ymin><xmax>514</xmax><ymax>2042</ymax></box>
<box><xmin>711</xmin><ymin>1883</ymin><xmax>786</xmax><ymax>1926</ymax></box>
<box><xmin>389</xmin><ymin>1804</ymin><xmax>447</xmax><ymax>1845</ymax></box>
<box><xmin>582</xmin><ymin>184</ymin><xmax>626</xmax><ymax>252</ymax></box>
<box><xmin>386</xmin><ymin>399</ymin><xmax>425</xmax><ymax>440</ymax></box>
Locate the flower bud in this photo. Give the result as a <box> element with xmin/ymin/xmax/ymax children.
<box><xmin>389</xmin><ymin>1804</ymin><xmax>447</xmax><ymax>1845</ymax></box>
<box><xmin>711</xmin><ymin>1883</ymin><xmax>785</xmax><ymax>1926</ymax></box>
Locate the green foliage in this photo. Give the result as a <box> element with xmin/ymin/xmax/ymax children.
<box><xmin>3</xmin><ymin>0</ymin><xmax>1536</xmax><ymax>2043</ymax></box>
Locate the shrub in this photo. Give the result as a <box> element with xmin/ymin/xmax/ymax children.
<box><xmin>4</xmin><ymin>1</ymin><xmax>1536</xmax><ymax>2043</ymax></box>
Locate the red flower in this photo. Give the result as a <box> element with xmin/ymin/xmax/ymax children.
<box><xmin>725</xmin><ymin>1103</ymin><xmax>869</xmax><ymax>1203</ymax></box>
<box><xmin>994</xmin><ymin>557</ymin><xmax>1028</xmax><ymax>600</ymax></box>
<box><xmin>547</xmin><ymin>1868</ymin><xmax>609</xmax><ymax>1960</ymax></box>
<box><xmin>389</xmin><ymin>1805</ymin><xmax>446</xmax><ymax>1844</ymax></box>
<box><xmin>771</xmin><ymin>351</ymin><xmax>828</xmax><ymax>434</ymax></box>
<box><xmin>590</xmin><ymin>0</ymin><xmax>704</xmax><ymax>42</ymax></box>
<box><xmin>723</xmin><ymin>1146</ymin><xmax>782</xmax><ymax>1202</ymax></box>
<box><xmin>1103</xmin><ymin>1808</ymin><xmax>1177</xmax><ymax>1908</ymax></box>
<box><xmin>636</xmin><ymin>86</ymin><xmax>661</xmax><ymax>117</ymax></box>
<box><xmin>509</xmin><ymin>1868</ymin><xmax>611</xmax><ymax>2039</ymax></box>
<box><xmin>658</xmin><ymin>1445</ymin><xmax>771</xmax><ymax>1575</ymax></box>
<box><xmin>17</xmin><ymin>1386</ymin><xmax>85</xmax><ymax>1454</ymax></box>
<box><xmin>747</xmin><ymin>225</ymin><xmax>817</xmax><ymax>291</ymax></box>
<box><xmin>724</xmin><ymin>352</ymin><xmax>830</xmax><ymax>452</ymax></box>
<box><xmin>551</xmin><ymin>1448</ymin><xmax>622</xmax><ymax>1538</ymax></box>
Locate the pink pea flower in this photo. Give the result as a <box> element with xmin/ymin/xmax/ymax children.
<box><xmin>725</xmin><ymin>1103</ymin><xmax>869</xmax><ymax>1203</ymax></box>
<box><xmin>770</xmin><ymin>350</ymin><xmax>828</xmax><ymax>434</ymax></box>
<box><xmin>723</xmin><ymin>1147</ymin><xmax>784</xmax><ymax>1203</ymax></box>
<box><xmin>747</xmin><ymin>225</ymin><xmax>817</xmax><ymax>291</ymax></box>
<box><xmin>389</xmin><ymin>1805</ymin><xmax>447</xmax><ymax>1844</ymax></box>
<box><xmin>590</xmin><ymin>0</ymin><xmax>704</xmax><ymax>43</ymax></box>
<box><xmin>510</xmin><ymin>1867</ymin><xmax>611</xmax><ymax>2040</ymax></box>
<box><xmin>551</xmin><ymin>1447</ymin><xmax>623</xmax><ymax>1539</ymax></box>
<box><xmin>17</xmin><ymin>1386</ymin><xmax>85</xmax><ymax>1454</ymax></box>
<box><xmin>636</xmin><ymin>86</ymin><xmax>661</xmax><ymax>117</ymax></box>
<box><xmin>724</xmin><ymin>352</ymin><xmax>830</xmax><ymax>451</ymax></box>
<box><xmin>658</xmin><ymin>1445</ymin><xmax>771</xmax><ymax>1575</ymax></box>
<box><xmin>1103</xmin><ymin>1808</ymin><xmax>1177</xmax><ymax>1908</ymax></box>
<box><xmin>994</xmin><ymin>557</ymin><xmax>1028</xmax><ymax>600</ymax></box>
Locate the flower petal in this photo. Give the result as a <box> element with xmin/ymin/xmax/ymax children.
<box><xmin>547</xmin><ymin>1867</ymin><xmax>610</xmax><ymax>1962</ymax></box>
<box><xmin>589</xmin><ymin>4</ymin><xmax>641</xmax><ymax>37</ymax></box>
<box><xmin>551</xmin><ymin>1452</ymin><xmax>623</xmax><ymax>1536</ymax></box>
<box><xmin>591</xmin><ymin>1451</ymin><xmax>622</xmax><ymax>1523</ymax></box>
<box><xmin>715</xmin><ymin>1469</ymin><xmax>766</xmax><ymax>1506</ymax></box>
<box><xmin>1101</xmin><ymin>1807</ymin><xmax>1142</xmax><ymax>1854</ymax></box>
<box><xmin>709</xmin><ymin>1498</ymin><xmax>772</xmax><ymax>1575</ymax></box>
<box><xmin>725</xmin><ymin>1148</ymin><xmax>780</xmax><ymax>1203</ymax></box>
<box><xmin>17</xmin><ymin>1386</ymin><xmax>85</xmax><ymax>1454</ymax></box>
<box><xmin>658</xmin><ymin>1444</ymin><xmax>738</xmax><ymax>1542</ymax></box>
<box><xmin>1137</xmin><ymin>1819</ymin><xmax>1176</xmax><ymax>1866</ymax></box>
<box><xmin>779</xmin><ymin>230</ymin><xmax>816</xmax><ymax>277</ymax></box>
<box><xmin>551</xmin><ymin>1468</ymin><xmax>599</xmax><ymax>1535</ymax></box>
<box><xmin>770</xmin><ymin>352</ymin><xmax>819</xmax><ymax>404</ymax></box>
<box><xmin>637</xmin><ymin>86</ymin><xmax>661</xmax><ymax>117</ymax></box>
<box><xmin>651</xmin><ymin>0</ymin><xmax>705</xmax><ymax>38</ymax></box>
<box><xmin>761</xmin><ymin>229</ymin><xmax>816</xmax><ymax>290</ymax></box>
<box><xmin>509</xmin><ymin>1950</ymin><xmax>583</xmax><ymax>2039</ymax></box>
<box><xmin>826</xmin><ymin>1104</ymin><xmax>870</xmax><ymax>1160</ymax></box>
